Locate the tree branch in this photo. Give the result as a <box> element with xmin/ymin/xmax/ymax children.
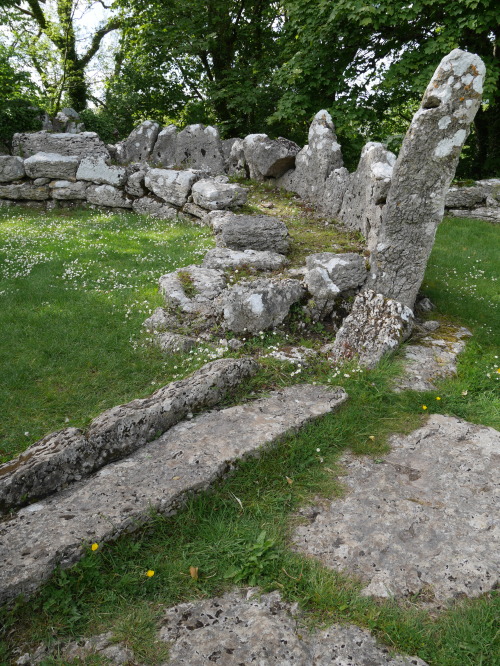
<box><xmin>80</xmin><ymin>17</ymin><xmax>122</xmax><ymax>67</ymax></box>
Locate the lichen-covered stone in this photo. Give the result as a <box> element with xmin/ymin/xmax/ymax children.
<box><xmin>445</xmin><ymin>185</ymin><xmax>488</xmax><ymax>209</ymax></box>
<box><xmin>328</xmin><ymin>289</ymin><xmax>414</xmax><ymax>368</ymax></box>
<box><xmin>132</xmin><ymin>196</ymin><xmax>178</xmax><ymax>219</ymax></box>
<box><xmin>215</xmin><ymin>213</ymin><xmax>290</xmax><ymax>254</ymax></box>
<box><xmin>115</xmin><ymin>120</ymin><xmax>160</xmax><ymax>164</ymax></box>
<box><xmin>154</xmin><ymin>331</ymin><xmax>198</xmax><ymax>353</ymax></box>
<box><xmin>203</xmin><ymin>247</ymin><xmax>288</xmax><ymax>271</ymax></box>
<box><xmin>293</xmin><ymin>414</ymin><xmax>500</xmax><ymax>606</ymax></box>
<box><xmin>145</xmin><ymin>168</ymin><xmax>199</xmax><ymax>206</ymax></box>
<box><xmin>191</xmin><ymin>178</ymin><xmax>248</xmax><ymax>210</ymax></box>
<box><xmin>12</xmin><ymin>131</ymin><xmax>109</xmax><ymax>159</ymax></box>
<box><xmin>366</xmin><ymin>49</ymin><xmax>485</xmax><ymax>308</ymax></box>
<box><xmin>76</xmin><ymin>156</ymin><xmax>127</xmax><ymax>186</ymax></box>
<box><xmin>24</xmin><ymin>152</ymin><xmax>79</xmax><ymax>180</ymax></box>
<box><xmin>222</xmin><ymin>277</ymin><xmax>305</xmax><ymax>333</ymax></box>
<box><xmin>50</xmin><ymin>180</ymin><xmax>88</xmax><ymax>200</ymax></box>
<box><xmin>124</xmin><ymin>169</ymin><xmax>146</xmax><ymax>197</ymax></box>
<box><xmin>0</xmin><ymin>182</ymin><xmax>49</xmax><ymax>200</ymax></box>
<box><xmin>0</xmin><ymin>384</ymin><xmax>346</xmax><ymax>604</ymax></box>
<box><xmin>448</xmin><ymin>207</ymin><xmax>500</xmax><ymax>222</ymax></box>
<box><xmin>306</xmin><ymin>252</ymin><xmax>367</xmax><ymax>291</ymax></box>
<box><xmin>242</xmin><ymin>134</ymin><xmax>300</xmax><ymax>179</ymax></box>
<box><xmin>86</xmin><ymin>184</ymin><xmax>132</xmax><ymax>208</ymax></box>
<box><xmin>159</xmin><ymin>265</ymin><xmax>227</xmax><ymax>315</ymax></box>
<box><xmin>174</xmin><ymin>124</ymin><xmax>225</xmax><ymax>173</ymax></box>
<box><xmin>151</xmin><ymin>124</ymin><xmax>178</xmax><ymax>166</ymax></box>
<box><xmin>0</xmin><ymin>156</ymin><xmax>25</xmax><ymax>182</ymax></box>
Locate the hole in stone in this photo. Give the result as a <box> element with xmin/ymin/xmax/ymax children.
<box><xmin>422</xmin><ymin>95</ymin><xmax>441</xmax><ymax>109</ymax></box>
<box><xmin>201</xmin><ymin>149</ymin><xmax>206</xmax><ymax>156</ymax></box>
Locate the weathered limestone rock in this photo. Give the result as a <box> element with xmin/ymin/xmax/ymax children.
<box><xmin>222</xmin><ymin>278</ymin><xmax>305</xmax><ymax>333</ymax></box>
<box><xmin>174</xmin><ymin>124</ymin><xmax>225</xmax><ymax>173</ymax></box>
<box><xmin>339</xmin><ymin>142</ymin><xmax>396</xmax><ymax>250</ymax></box>
<box><xmin>393</xmin><ymin>326</ymin><xmax>471</xmax><ymax>391</ymax></box>
<box><xmin>445</xmin><ymin>185</ymin><xmax>488</xmax><ymax>209</ymax></box>
<box><xmin>0</xmin><ymin>182</ymin><xmax>49</xmax><ymax>200</ymax></box>
<box><xmin>124</xmin><ymin>169</ymin><xmax>146</xmax><ymax>197</ymax></box>
<box><xmin>0</xmin><ymin>358</ymin><xmax>257</xmax><ymax>511</ymax></box>
<box><xmin>86</xmin><ymin>184</ymin><xmax>132</xmax><ymax>209</ymax></box>
<box><xmin>145</xmin><ymin>168</ymin><xmax>199</xmax><ymax>207</ymax></box>
<box><xmin>52</xmin><ymin>108</ymin><xmax>84</xmax><ymax>134</ymax></box>
<box><xmin>0</xmin><ymin>384</ymin><xmax>347</xmax><ymax>604</ymax></box>
<box><xmin>191</xmin><ymin>178</ymin><xmax>248</xmax><ymax>210</ymax></box>
<box><xmin>322</xmin><ymin>167</ymin><xmax>351</xmax><ymax>217</ymax></box>
<box><xmin>328</xmin><ymin>289</ymin><xmax>414</xmax><ymax>368</ymax></box>
<box><xmin>215</xmin><ymin>213</ymin><xmax>290</xmax><ymax>254</ymax></box>
<box><xmin>50</xmin><ymin>180</ymin><xmax>88</xmax><ymax>200</ymax></box>
<box><xmin>243</xmin><ymin>134</ymin><xmax>300</xmax><ymax>180</ymax></box>
<box><xmin>158</xmin><ymin>589</ymin><xmax>427</xmax><ymax>665</ymax></box>
<box><xmin>24</xmin><ymin>152</ymin><xmax>79</xmax><ymax>180</ymax></box>
<box><xmin>366</xmin><ymin>50</ymin><xmax>485</xmax><ymax>309</ymax></box>
<box><xmin>76</xmin><ymin>156</ymin><xmax>127</xmax><ymax>186</ymax></box>
<box><xmin>203</xmin><ymin>247</ymin><xmax>288</xmax><ymax>271</ymax></box>
<box><xmin>182</xmin><ymin>202</ymin><xmax>208</xmax><ymax>220</ymax></box>
<box><xmin>115</xmin><ymin>120</ymin><xmax>160</xmax><ymax>164</ymax></box>
<box><xmin>143</xmin><ymin>307</ymin><xmax>176</xmax><ymax>332</ymax></box>
<box><xmin>293</xmin><ymin>414</ymin><xmax>500</xmax><ymax>606</ymax></box>
<box><xmin>0</xmin><ymin>156</ymin><xmax>25</xmax><ymax>182</ymax></box>
<box><xmin>227</xmin><ymin>138</ymin><xmax>247</xmax><ymax>176</ymax></box>
<box><xmin>306</xmin><ymin>252</ymin><xmax>367</xmax><ymax>292</ymax></box>
<box><xmin>159</xmin><ymin>265</ymin><xmax>227</xmax><ymax>315</ymax></box>
<box><xmin>449</xmin><ymin>207</ymin><xmax>500</xmax><ymax>222</ymax></box>
<box><xmin>132</xmin><ymin>196</ymin><xmax>178</xmax><ymax>219</ymax></box>
<box><xmin>12</xmin><ymin>131</ymin><xmax>109</xmax><ymax>159</ymax></box>
<box><xmin>154</xmin><ymin>331</ymin><xmax>198</xmax><ymax>353</ymax></box>
<box><xmin>151</xmin><ymin>124</ymin><xmax>178</xmax><ymax>166</ymax></box>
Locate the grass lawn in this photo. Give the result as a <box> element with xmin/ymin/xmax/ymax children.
<box><xmin>0</xmin><ymin>196</ymin><xmax>499</xmax><ymax>665</ymax></box>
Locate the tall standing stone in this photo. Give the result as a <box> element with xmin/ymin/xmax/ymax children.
<box><xmin>366</xmin><ymin>49</ymin><xmax>485</xmax><ymax>309</ymax></box>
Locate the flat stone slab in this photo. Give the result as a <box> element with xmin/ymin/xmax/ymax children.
<box><xmin>394</xmin><ymin>326</ymin><xmax>471</xmax><ymax>391</ymax></box>
<box><xmin>293</xmin><ymin>414</ymin><xmax>500</xmax><ymax>606</ymax></box>
<box><xmin>0</xmin><ymin>385</ymin><xmax>347</xmax><ymax>605</ymax></box>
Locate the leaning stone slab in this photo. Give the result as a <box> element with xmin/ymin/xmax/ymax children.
<box><xmin>293</xmin><ymin>414</ymin><xmax>500</xmax><ymax>606</ymax></box>
<box><xmin>24</xmin><ymin>152</ymin><xmax>79</xmax><ymax>180</ymax></box>
<box><xmin>242</xmin><ymin>134</ymin><xmax>300</xmax><ymax>180</ymax></box>
<box><xmin>0</xmin><ymin>182</ymin><xmax>49</xmax><ymax>200</ymax></box>
<box><xmin>222</xmin><ymin>277</ymin><xmax>305</xmax><ymax>333</ymax></box>
<box><xmin>50</xmin><ymin>180</ymin><xmax>88</xmax><ymax>200</ymax></box>
<box><xmin>12</xmin><ymin>131</ymin><xmax>109</xmax><ymax>159</ymax></box>
<box><xmin>191</xmin><ymin>178</ymin><xmax>248</xmax><ymax>210</ymax></box>
<box><xmin>0</xmin><ymin>358</ymin><xmax>257</xmax><ymax>512</ymax></box>
<box><xmin>158</xmin><ymin>589</ymin><xmax>427</xmax><ymax>665</ymax></box>
<box><xmin>203</xmin><ymin>247</ymin><xmax>288</xmax><ymax>271</ymax></box>
<box><xmin>76</xmin><ymin>156</ymin><xmax>127</xmax><ymax>186</ymax></box>
<box><xmin>0</xmin><ymin>156</ymin><xmax>25</xmax><ymax>182</ymax></box>
<box><xmin>366</xmin><ymin>49</ymin><xmax>485</xmax><ymax>309</ymax></box>
<box><xmin>328</xmin><ymin>289</ymin><xmax>414</xmax><ymax>368</ymax></box>
<box><xmin>174</xmin><ymin>123</ymin><xmax>225</xmax><ymax>174</ymax></box>
<box><xmin>393</xmin><ymin>325</ymin><xmax>471</xmax><ymax>392</ymax></box>
<box><xmin>215</xmin><ymin>213</ymin><xmax>290</xmax><ymax>254</ymax></box>
<box><xmin>86</xmin><ymin>184</ymin><xmax>132</xmax><ymax>208</ymax></box>
<box><xmin>0</xmin><ymin>384</ymin><xmax>347</xmax><ymax>605</ymax></box>
<box><xmin>132</xmin><ymin>196</ymin><xmax>178</xmax><ymax>219</ymax></box>
<box><xmin>115</xmin><ymin>120</ymin><xmax>160</xmax><ymax>164</ymax></box>
<box><xmin>159</xmin><ymin>265</ymin><xmax>227</xmax><ymax>315</ymax></box>
<box><xmin>145</xmin><ymin>168</ymin><xmax>199</xmax><ymax>207</ymax></box>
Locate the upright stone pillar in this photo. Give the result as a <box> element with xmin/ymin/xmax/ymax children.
<box><xmin>366</xmin><ymin>49</ymin><xmax>485</xmax><ymax>309</ymax></box>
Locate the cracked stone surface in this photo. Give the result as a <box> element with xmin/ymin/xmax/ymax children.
<box><xmin>293</xmin><ymin>414</ymin><xmax>500</xmax><ymax>606</ymax></box>
<box><xmin>12</xmin><ymin>131</ymin><xmax>109</xmax><ymax>159</ymax></box>
<box><xmin>393</xmin><ymin>325</ymin><xmax>472</xmax><ymax>391</ymax></box>
<box><xmin>115</xmin><ymin>120</ymin><xmax>160</xmax><ymax>164</ymax></box>
<box><xmin>202</xmin><ymin>247</ymin><xmax>288</xmax><ymax>271</ymax></box>
<box><xmin>0</xmin><ymin>384</ymin><xmax>347</xmax><ymax>605</ymax></box>
<box><xmin>214</xmin><ymin>213</ymin><xmax>290</xmax><ymax>254</ymax></box>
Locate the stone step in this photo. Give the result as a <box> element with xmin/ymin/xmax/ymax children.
<box><xmin>0</xmin><ymin>384</ymin><xmax>347</xmax><ymax>606</ymax></box>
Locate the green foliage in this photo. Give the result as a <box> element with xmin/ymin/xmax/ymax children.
<box><xmin>79</xmin><ymin>108</ymin><xmax>122</xmax><ymax>144</ymax></box>
<box><xmin>224</xmin><ymin>531</ymin><xmax>280</xmax><ymax>585</ymax></box>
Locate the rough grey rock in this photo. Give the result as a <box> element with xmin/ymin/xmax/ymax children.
<box><xmin>49</xmin><ymin>180</ymin><xmax>88</xmax><ymax>200</ymax></box>
<box><xmin>0</xmin><ymin>358</ymin><xmax>257</xmax><ymax>512</ymax></box>
<box><xmin>151</xmin><ymin>124</ymin><xmax>178</xmax><ymax>166</ymax></box>
<box><xmin>160</xmin><ymin>589</ymin><xmax>428</xmax><ymax>665</ymax></box>
<box><xmin>393</xmin><ymin>326</ymin><xmax>471</xmax><ymax>391</ymax></box>
<box><xmin>132</xmin><ymin>196</ymin><xmax>178</xmax><ymax>219</ymax></box>
<box><xmin>203</xmin><ymin>247</ymin><xmax>288</xmax><ymax>271</ymax></box>
<box><xmin>306</xmin><ymin>252</ymin><xmax>367</xmax><ymax>292</ymax></box>
<box><xmin>293</xmin><ymin>414</ymin><xmax>500</xmax><ymax>606</ymax></box>
<box><xmin>24</xmin><ymin>152</ymin><xmax>79</xmax><ymax>180</ymax></box>
<box><xmin>445</xmin><ymin>185</ymin><xmax>488</xmax><ymax>209</ymax></box>
<box><xmin>76</xmin><ymin>156</ymin><xmax>127</xmax><ymax>186</ymax></box>
<box><xmin>174</xmin><ymin>124</ymin><xmax>225</xmax><ymax>173</ymax></box>
<box><xmin>322</xmin><ymin>166</ymin><xmax>351</xmax><ymax>217</ymax></box>
<box><xmin>145</xmin><ymin>168</ymin><xmax>199</xmax><ymax>207</ymax></box>
<box><xmin>242</xmin><ymin>134</ymin><xmax>300</xmax><ymax>180</ymax></box>
<box><xmin>12</xmin><ymin>131</ymin><xmax>109</xmax><ymax>159</ymax></box>
<box><xmin>448</xmin><ymin>207</ymin><xmax>500</xmax><ymax>222</ymax></box>
<box><xmin>125</xmin><ymin>169</ymin><xmax>146</xmax><ymax>197</ymax></box>
<box><xmin>191</xmin><ymin>178</ymin><xmax>248</xmax><ymax>210</ymax></box>
<box><xmin>154</xmin><ymin>331</ymin><xmax>198</xmax><ymax>353</ymax></box>
<box><xmin>222</xmin><ymin>277</ymin><xmax>305</xmax><ymax>333</ymax></box>
<box><xmin>159</xmin><ymin>265</ymin><xmax>227</xmax><ymax>315</ymax></box>
<box><xmin>86</xmin><ymin>184</ymin><xmax>132</xmax><ymax>209</ymax></box>
<box><xmin>227</xmin><ymin>138</ymin><xmax>247</xmax><ymax>176</ymax></box>
<box><xmin>182</xmin><ymin>202</ymin><xmax>208</xmax><ymax>220</ymax></box>
<box><xmin>0</xmin><ymin>182</ymin><xmax>49</xmax><ymax>200</ymax></box>
<box><xmin>0</xmin><ymin>384</ymin><xmax>347</xmax><ymax>605</ymax></box>
<box><xmin>328</xmin><ymin>289</ymin><xmax>414</xmax><ymax>368</ymax></box>
<box><xmin>143</xmin><ymin>307</ymin><xmax>176</xmax><ymax>332</ymax></box>
<box><xmin>115</xmin><ymin>120</ymin><xmax>160</xmax><ymax>164</ymax></box>
<box><xmin>215</xmin><ymin>213</ymin><xmax>290</xmax><ymax>254</ymax></box>
<box><xmin>339</xmin><ymin>142</ymin><xmax>396</xmax><ymax>251</ymax></box>
<box><xmin>366</xmin><ymin>49</ymin><xmax>485</xmax><ymax>309</ymax></box>
<box><xmin>33</xmin><ymin>178</ymin><xmax>50</xmax><ymax>186</ymax></box>
<box><xmin>0</xmin><ymin>156</ymin><xmax>25</xmax><ymax>182</ymax></box>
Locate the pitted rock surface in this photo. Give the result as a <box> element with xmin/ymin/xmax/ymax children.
<box><xmin>293</xmin><ymin>414</ymin><xmax>500</xmax><ymax>606</ymax></box>
<box><xmin>145</xmin><ymin>168</ymin><xmax>199</xmax><ymax>207</ymax></box>
<box><xmin>202</xmin><ymin>247</ymin><xmax>288</xmax><ymax>271</ymax></box>
<box><xmin>328</xmin><ymin>289</ymin><xmax>414</xmax><ymax>368</ymax></box>
<box><xmin>0</xmin><ymin>384</ymin><xmax>347</xmax><ymax>605</ymax></box>
<box><xmin>115</xmin><ymin>120</ymin><xmax>160</xmax><ymax>164</ymax></box>
<box><xmin>159</xmin><ymin>589</ymin><xmax>427</xmax><ymax>665</ymax></box>
<box><xmin>215</xmin><ymin>213</ymin><xmax>290</xmax><ymax>254</ymax></box>
<box><xmin>191</xmin><ymin>178</ymin><xmax>248</xmax><ymax>210</ymax></box>
<box><xmin>394</xmin><ymin>325</ymin><xmax>472</xmax><ymax>392</ymax></box>
<box><xmin>159</xmin><ymin>265</ymin><xmax>227</xmax><ymax>315</ymax></box>
<box><xmin>12</xmin><ymin>131</ymin><xmax>109</xmax><ymax>159</ymax></box>
<box><xmin>174</xmin><ymin>124</ymin><xmax>225</xmax><ymax>174</ymax></box>
<box><xmin>242</xmin><ymin>134</ymin><xmax>300</xmax><ymax>179</ymax></box>
<box><xmin>0</xmin><ymin>358</ymin><xmax>257</xmax><ymax>511</ymax></box>
<box><xmin>151</xmin><ymin>124</ymin><xmax>178</xmax><ymax>167</ymax></box>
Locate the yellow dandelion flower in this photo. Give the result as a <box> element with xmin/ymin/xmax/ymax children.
<box><xmin>422</xmin><ymin>405</ymin><xmax>428</xmax><ymax>410</ymax></box>
<box><xmin>496</xmin><ymin>368</ymin><xmax>500</xmax><ymax>374</ymax></box>
<box><xmin>436</xmin><ymin>396</ymin><xmax>441</xmax><ymax>401</ymax></box>
<box><xmin>146</xmin><ymin>570</ymin><xmax>155</xmax><ymax>577</ymax></box>
<box><xmin>91</xmin><ymin>543</ymin><xmax>99</xmax><ymax>551</ymax></box>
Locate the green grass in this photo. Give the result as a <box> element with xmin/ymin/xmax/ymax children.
<box><xmin>0</xmin><ymin>206</ymin><xmax>499</xmax><ymax>665</ymax></box>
